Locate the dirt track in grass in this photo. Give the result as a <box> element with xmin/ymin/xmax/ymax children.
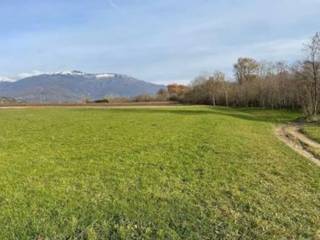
<box><xmin>276</xmin><ymin>123</ymin><xmax>320</xmax><ymax>167</ymax></box>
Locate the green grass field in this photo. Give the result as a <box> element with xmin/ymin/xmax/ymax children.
<box><xmin>0</xmin><ymin>106</ymin><xmax>319</xmax><ymax>239</ymax></box>
<box><xmin>303</xmin><ymin>123</ymin><xmax>320</xmax><ymax>143</ymax></box>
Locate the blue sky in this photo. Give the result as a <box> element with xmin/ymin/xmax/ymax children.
<box><xmin>0</xmin><ymin>0</ymin><xmax>319</xmax><ymax>84</ymax></box>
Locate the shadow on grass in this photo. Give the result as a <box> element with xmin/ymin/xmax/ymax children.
<box><xmin>94</xmin><ymin>106</ymin><xmax>301</xmax><ymax>124</ymax></box>
<box><xmin>207</xmin><ymin>108</ymin><xmax>300</xmax><ymax>124</ymax></box>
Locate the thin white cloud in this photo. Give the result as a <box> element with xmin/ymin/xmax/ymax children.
<box><xmin>0</xmin><ymin>70</ymin><xmax>45</xmax><ymax>82</ymax></box>
<box><xmin>1</xmin><ymin>70</ymin><xmax>61</xmax><ymax>82</ymax></box>
<box><xmin>0</xmin><ymin>0</ymin><xmax>318</xmax><ymax>85</ymax></box>
<box><xmin>0</xmin><ymin>76</ymin><xmax>14</xmax><ymax>82</ymax></box>
<box><xmin>16</xmin><ymin>70</ymin><xmax>47</xmax><ymax>79</ymax></box>
<box><xmin>107</xmin><ymin>0</ymin><xmax>120</xmax><ymax>10</ymax></box>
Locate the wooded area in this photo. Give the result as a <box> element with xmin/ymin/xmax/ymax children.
<box><xmin>162</xmin><ymin>32</ymin><xmax>320</xmax><ymax>118</ymax></box>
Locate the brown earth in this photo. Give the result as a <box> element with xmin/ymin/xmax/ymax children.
<box><xmin>276</xmin><ymin>123</ymin><xmax>320</xmax><ymax>167</ymax></box>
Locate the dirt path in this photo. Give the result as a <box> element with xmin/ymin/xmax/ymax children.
<box><xmin>276</xmin><ymin>123</ymin><xmax>320</xmax><ymax>167</ymax></box>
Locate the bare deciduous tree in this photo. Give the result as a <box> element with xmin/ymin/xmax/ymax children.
<box><xmin>206</xmin><ymin>71</ymin><xmax>225</xmax><ymax>106</ymax></box>
<box><xmin>174</xmin><ymin>32</ymin><xmax>320</xmax><ymax>119</ymax></box>
<box><xmin>234</xmin><ymin>58</ymin><xmax>260</xmax><ymax>84</ymax></box>
<box><xmin>302</xmin><ymin>32</ymin><xmax>320</xmax><ymax>116</ymax></box>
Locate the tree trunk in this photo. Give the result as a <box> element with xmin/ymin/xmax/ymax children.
<box><xmin>312</xmin><ymin>60</ymin><xmax>318</xmax><ymax>115</ymax></box>
<box><xmin>212</xmin><ymin>95</ymin><xmax>216</xmax><ymax>106</ymax></box>
<box><xmin>225</xmin><ymin>91</ymin><xmax>229</xmax><ymax>107</ymax></box>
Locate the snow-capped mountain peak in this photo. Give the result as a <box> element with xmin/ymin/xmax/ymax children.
<box><xmin>0</xmin><ymin>70</ymin><xmax>165</xmax><ymax>103</ymax></box>
<box><xmin>0</xmin><ymin>70</ymin><xmax>120</xmax><ymax>82</ymax></box>
<box><xmin>96</xmin><ymin>73</ymin><xmax>116</xmax><ymax>79</ymax></box>
<box><xmin>55</xmin><ymin>70</ymin><xmax>86</xmax><ymax>76</ymax></box>
<box><xmin>54</xmin><ymin>71</ymin><xmax>117</xmax><ymax>79</ymax></box>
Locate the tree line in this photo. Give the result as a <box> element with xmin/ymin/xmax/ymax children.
<box><xmin>160</xmin><ymin>32</ymin><xmax>320</xmax><ymax>118</ymax></box>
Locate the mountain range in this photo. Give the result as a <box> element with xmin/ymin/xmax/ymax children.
<box><xmin>0</xmin><ymin>71</ymin><xmax>165</xmax><ymax>103</ymax></box>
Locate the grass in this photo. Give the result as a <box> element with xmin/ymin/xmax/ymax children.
<box><xmin>303</xmin><ymin>123</ymin><xmax>320</xmax><ymax>143</ymax></box>
<box><xmin>0</xmin><ymin>106</ymin><xmax>319</xmax><ymax>239</ymax></box>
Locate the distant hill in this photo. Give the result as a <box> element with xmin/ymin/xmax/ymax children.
<box><xmin>0</xmin><ymin>71</ymin><xmax>165</xmax><ymax>103</ymax></box>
